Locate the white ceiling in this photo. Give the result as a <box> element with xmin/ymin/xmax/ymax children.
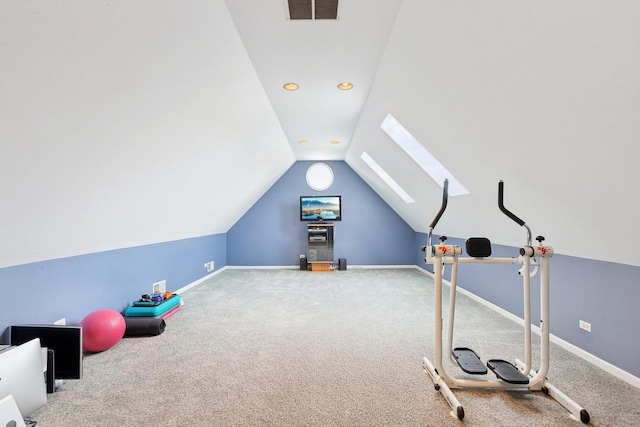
<box><xmin>225</xmin><ymin>0</ymin><xmax>404</xmax><ymax>160</ymax></box>
<box><xmin>1</xmin><ymin>0</ymin><xmax>639</xmax><ymax>267</ymax></box>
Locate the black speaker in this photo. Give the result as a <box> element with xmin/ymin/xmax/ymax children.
<box><xmin>338</xmin><ymin>258</ymin><xmax>347</xmax><ymax>271</ymax></box>
<box><xmin>300</xmin><ymin>257</ymin><xmax>308</xmax><ymax>271</ymax></box>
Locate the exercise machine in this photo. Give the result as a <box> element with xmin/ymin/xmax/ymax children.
<box><xmin>422</xmin><ymin>180</ymin><xmax>589</xmax><ymax>423</ymax></box>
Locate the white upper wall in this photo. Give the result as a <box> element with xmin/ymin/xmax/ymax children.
<box><xmin>1</xmin><ymin>0</ymin><xmax>639</xmax><ymax>268</ymax></box>
<box><xmin>0</xmin><ymin>1</ymin><xmax>295</xmax><ymax>268</ymax></box>
<box><xmin>347</xmin><ymin>0</ymin><xmax>640</xmax><ymax>266</ymax></box>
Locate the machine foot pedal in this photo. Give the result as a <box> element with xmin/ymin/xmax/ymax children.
<box><xmin>487</xmin><ymin>359</ymin><xmax>529</xmax><ymax>384</ymax></box>
<box><xmin>452</xmin><ymin>347</ymin><xmax>487</xmax><ymax>375</ymax></box>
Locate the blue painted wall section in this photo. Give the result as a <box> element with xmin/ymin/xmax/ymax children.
<box><xmin>0</xmin><ymin>233</ymin><xmax>227</xmax><ymax>343</ymax></box>
<box><xmin>415</xmin><ymin>232</ymin><xmax>640</xmax><ymax>378</ymax></box>
<box><xmin>3</xmin><ymin>159</ymin><xmax>638</xmax><ymax>384</ymax></box>
<box><xmin>227</xmin><ymin>161</ymin><xmax>416</xmax><ymax>266</ymax></box>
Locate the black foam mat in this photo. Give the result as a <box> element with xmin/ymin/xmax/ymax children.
<box><xmin>124</xmin><ymin>317</ymin><xmax>166</xmax><ymax>337</ymax></box>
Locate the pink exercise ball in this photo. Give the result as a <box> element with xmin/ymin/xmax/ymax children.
<box><xmin>80</xmin><ymin>309</ymin><xmax>126</xmax><ymax>353</ymax></box>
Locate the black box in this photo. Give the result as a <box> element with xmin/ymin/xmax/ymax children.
<box><xmin>300</xmin><ymin>257</ymin><xmax>308</xmax><ymax>271</ymax></box>
<box><xmin>338</xmin><ymin>258</ymin><xmax>347</xmax><ymax>270</ymax></box>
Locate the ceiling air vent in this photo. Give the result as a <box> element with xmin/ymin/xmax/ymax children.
<box><xmin>287</xmin><ymin>0</ymin><xmax>339</xmax><ymax>20</ymax></box>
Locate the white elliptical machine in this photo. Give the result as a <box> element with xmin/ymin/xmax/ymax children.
<box><xmin>422</xmin><ymin>180</ymin><xmax>589</xmax><ymax>423</ymax></box>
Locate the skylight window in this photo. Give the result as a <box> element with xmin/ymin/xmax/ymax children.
<box><xmin>381</xmin><ymin>113</ymin><xmax>468</xmax><ymax>196</ymax></box>
<box><xmin>361</xmin><ymin>152</ymin><xmax>415</xmax><ymax>204</ymax></box>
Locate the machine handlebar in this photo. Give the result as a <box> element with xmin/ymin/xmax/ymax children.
<box><xmin>498</xmin><ymin>180</ymin><xmax>525</xmax><ymax>226</ymax></box>
<box><xmin>429</xmin><ymin>179</ymin><xmax>449</xmax><ymax>230</ymax></box>
<box><xmin>427</xmin><ymin>180</ymin><xmax>531</xmax><ymax>247</ymax></box>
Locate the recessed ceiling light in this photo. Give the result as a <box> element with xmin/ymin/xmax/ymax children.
<box><xmin>337</xmin><ymin>82</ymin><xmax>353</xmax><ymax>90</ymax></box>
<box><xmin>283</xmin><ymin>82</ymin><xmax>299</xmax><ymax>91</ymax></box>
<box><xmin>330</xmin><ymin>140</ymin><xmax>340</xmax><ymax>145</ymax></box>
<box><xmin>299</xmin><ymin>140</ymin><xmax>308</xmax><ymax>144</ymax></box>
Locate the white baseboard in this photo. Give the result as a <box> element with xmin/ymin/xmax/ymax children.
<box><xmin>225</xmin><ymin>265</ymin><xmax>299</xmax><ymax>270</ymax></box>
<box><xmin>175</xmin><ymin>266</ymin><xmax>228</xmax><ymax>294</ymax></box>
<box><xmin>347</xmin><ymin>264</ymin><xmax>417</xmax><ymax>269</ymax></box>
<box><xmin>414</xmin><ymin>266</ymin><xmax>640</xmax><ymax>389</ymax></box>
<box><xmin>225</xmin><ymin>264</ymin><xmax>416</xmax><ymax>270</ymax></box>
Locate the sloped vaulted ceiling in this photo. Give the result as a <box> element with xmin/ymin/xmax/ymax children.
<box><xmin>1</xmin><ymin>1</ymin><xmax>639</xmax><ymax>267</ymax></box>
<box><xmin>227</xmin><ymin>0</ymin><xmax>640</xmax><ymax>265</ymax></box>
<box><xmin>346</xmin><ymin>1</ymin><xmax>640</xmax><ymax>266</ymax></box>
<box><xmin>0</xmin><ymin>1</ymin><xmax>295</xmax><ymax>267</ymax></box>
<box><xmin>224</xmin><ymin>0</ymin><xmax>404</xmax><ymax>160</ymax></box>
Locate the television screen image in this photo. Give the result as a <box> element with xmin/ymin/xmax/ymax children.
<box><xmin>300</xmin><ymin>195</ymin><xmax>341</xmax><ymax>221</ymax></box>
<box><xmin>11</xmin><ymin>324</ymin><xmax>83</xmax><ymax>380</ymax></box>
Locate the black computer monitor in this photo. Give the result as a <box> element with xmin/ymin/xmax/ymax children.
<box><xmin>11</xmin><ymin>324</ymin><xmax>83</xmax><ymax>380</ymax></box>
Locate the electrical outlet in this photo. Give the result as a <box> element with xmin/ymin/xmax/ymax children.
<box><xmin>579</xmin><ymin>320</ymin><xmax>591</xmax><ymax>332</ymax></box>
<box><xmin>54</xmin><ymin>318</ymin><xmax>66</xmax><ymax>326</ymax></box>
<box><xmin>205</xmin><ymin>261</ymin><xmax>214</xmax><ymax>272</ymax></box>
<box><xmin>153</xmin><ymin>280</ymin><xmax>167</xmax><ymax>294</ymax></box>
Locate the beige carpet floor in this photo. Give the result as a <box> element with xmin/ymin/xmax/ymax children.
<box><xmin>30</xmin><ymin>268</ymin><xmax>640</xmax><ymax>426</ymax></box>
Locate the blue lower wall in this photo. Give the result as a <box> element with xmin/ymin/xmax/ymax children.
<box><xmin>415</xmin><ymin>233</ymin><xmax>640</xmax><ymax>379</ymax></box>
<box><xmin>0</xmin><ymin>233</ymin><xmax>227</xmax><ymax>343</ymax></box>
<box><xmin>3</xmin><ymin>162</ymin><xmax>637</xmax><ymax>383</ymax></box>
<box><xmin>227</xmin><ymin>161</ymin><xmax>416</xmax><ymax>266</ymax></box>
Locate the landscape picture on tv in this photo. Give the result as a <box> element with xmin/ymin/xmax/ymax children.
<box><xmin>300</xmin><ymin>195</ymin><xmax>341</xmax><ymax>221</ymax></box>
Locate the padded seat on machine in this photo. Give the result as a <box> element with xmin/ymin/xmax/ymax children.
<box><xmin>466</xmin><ymin>237</ymin><xmax>492</xmax><ymax>257</ymax></box>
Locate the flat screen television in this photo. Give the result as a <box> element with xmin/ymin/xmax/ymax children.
<box><xmin>11</xmin><ymin>324</ymin><xmax>83</xmax><ymax>380</ymax></box>
<box><xmin>0</xmin><ymin>338</ymin><xmax>48</xmax><ymax>417</ymax></box>
<box><xmin>300</xmin><ymin>195</ymin><xmax>341</xmax><ymax>221</ymax></box>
